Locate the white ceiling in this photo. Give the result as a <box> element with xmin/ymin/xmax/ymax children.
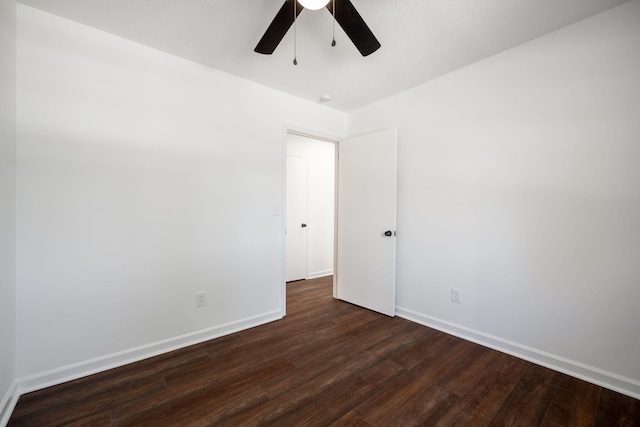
<box><xmin>18</xmin><ymin>0</ymin><xmax>629</xmax><ymax>112</ymax></box>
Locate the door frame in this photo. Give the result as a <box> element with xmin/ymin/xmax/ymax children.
<box><xmin>281</xmin><ymin>123</ymin><xmax>340</xmax><ymax>316</ymax></box>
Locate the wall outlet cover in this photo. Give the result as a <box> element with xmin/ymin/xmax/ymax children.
<box><xmin>451</xmin><ymin>288</ymin><xmax>461</xmax><ymax>304</ymax></box>
<box><xmin>196</xmin><ymin>291</ymin><xmax>206</xmax><ymax>307</ymax></box>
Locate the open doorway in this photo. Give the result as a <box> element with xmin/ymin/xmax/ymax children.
<box><xmin>285</xmin><ymin>132</ymin><xmax>336</xmax><ymax>285</ymax></box>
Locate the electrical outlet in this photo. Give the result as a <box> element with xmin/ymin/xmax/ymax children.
<box><xmin>451</xmin><ymin>288</ymin><xmax>461</xmax><ymax>304</ymax></box>
<box><xmin>196</xmin><ymin>291</ymin><xmax>206</xmax><ymax>307</ymax></box>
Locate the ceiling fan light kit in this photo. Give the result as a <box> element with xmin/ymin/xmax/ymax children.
<box><xmin>298</xmin><ymin>0</ymin><xmax>330</xmax><ymax>10</ymax></box>
<box><xmin>255</xmin><ymin>0</ymin><xmax>381</xmax><ymax>62</ymax></box>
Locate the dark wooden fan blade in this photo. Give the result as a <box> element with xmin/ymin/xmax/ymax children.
<box><xmin>327</xmin><ymin>0</ymin><xmax>380</xmax><ymax>56</ymax></box>
<box><xmin>255</xmin><ymin>0</ymin><xmax>303</xmax><ymax>54</ymax></box>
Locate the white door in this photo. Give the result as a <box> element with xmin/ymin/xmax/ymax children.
<box><xmin>286</xmin><ymin>155</ymin><xmax>308</xmax><ymax>282</ymax></box>
<box><xmin>336</xmin><ymin>128</ymin><xmax>398</xmax><ymax>316</ymax></box>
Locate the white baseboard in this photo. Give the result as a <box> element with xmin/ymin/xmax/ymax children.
<box><xmin>16</xmin><ymin>310</ymin><xmax>282</xmax><ymax>396</ymax></box>
<box><xmin>396</xmin><ymin>306</ymin><xmax>640</xmax><ymax>400</ymax></box>
<box><xmin>307</xmin><ymin>270</ymin><xmax>333</xmax><ymax>279</ymax></box>
<box><xmin>0</xmin><ymin>381</ymin><xmax>18</xmax><ymax>427</ymax></box>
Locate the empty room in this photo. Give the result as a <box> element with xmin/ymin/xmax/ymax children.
<box><xmin>1</xmin><ymin>0</ymin><xmax>639</xmax><ymax>425</ymax></box>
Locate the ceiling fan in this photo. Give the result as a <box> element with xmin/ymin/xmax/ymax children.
<box><xmin>255</xmin><ymin>0</ymin><xmax>381</xmax><ymax>57</ymax></box>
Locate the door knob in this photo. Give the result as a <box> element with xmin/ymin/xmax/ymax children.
<box><xmin>301</xmin><ymin>224</ymin><xmax>307</xmax><ymax>228</ymax></box>
<box><xmin>384</xmin><ymin>230</ymin><xmax>393</xmax><ymax>237</ymax></box>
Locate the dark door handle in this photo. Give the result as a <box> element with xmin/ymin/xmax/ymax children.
<box><xmin>301</xmin><ymin>224</ymin><xmax>307</xmax><ymax>228</ymax></box>
<box><xmin>384</xmin><ymin>230</ymin><xmax>393</xmax><ymax>237</ymax></box>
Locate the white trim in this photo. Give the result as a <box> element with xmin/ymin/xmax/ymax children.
<box><xmin>286</xmin><ymin>128</ymin><xmax>341</xmax><ymax>144</ymax></box>
<box><xmin>307</xmin><ymin>269</ymin><xmax>333</xmax><ymax>279</ymax></box>
<box><xmin>396</xmin><ymin>306</ymin><xmax>640</xmax><ymax>400</ymax></box>
<box><xmin>0</xmin><ymin>381</ymin><xmax>18</xmax><ymax>427</ymax></box>
<box><xmin>16</xmin><ymin>310</ymin><xmax>282</xmax><ymax>395</ymax></box>
<box><xmin>333</xmin><ymin>143</ymin><xmax>339</xmax><ymax>299</ymax></box>
<box><xmin>281</xmin><ymin>125</ymin><xmax>288</xmax><ymax>316</ymax></box>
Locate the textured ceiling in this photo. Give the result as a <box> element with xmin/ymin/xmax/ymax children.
<box><xmin>18</xmin><ymin>0</ymin><xmax>629</xmax><ymax>112</ymax></box>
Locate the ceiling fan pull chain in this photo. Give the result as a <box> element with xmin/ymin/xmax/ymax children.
<box><xmin>293</xmin><ymin>0</ymin><xmax>298</xmax><ymax>65</ymax></box>
<box><xmin>331</xmin><ymin>0</ymin><xmax>336</xmax><ymax>46</ymax></box>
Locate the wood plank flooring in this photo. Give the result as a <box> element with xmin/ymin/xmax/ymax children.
<box><xmin>9</xmin><ymin>276</ymin><xmax>640</xmax><ymax>426</ymax></box>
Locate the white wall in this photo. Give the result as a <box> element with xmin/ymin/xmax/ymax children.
<box><xmin>0</xmin><ymin>0</ymin><xmax>18</xmax><ymax>423</ymax></box>
<box><xmin>16</xmin><ymin>5</ymin><xmax>346</xmax><ymax>389</ymax></box>
<box><xmin>287</xmin><ymin>134</ymin><xmax>335</xmax><ymax>279</ymax></box>
<box><xmin>350</xmin><ymin>0</ymin><xmax>640</xmax><ymax>397</ymax></box>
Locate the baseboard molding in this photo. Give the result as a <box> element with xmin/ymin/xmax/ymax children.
<box><xmin>396</xmin><ymin>306</ymin><xmax>640</xmax><ymax>400</ymax></box>
<box><xmin>0</xmin><ymin>381</ymin><xmax>18</xmax><ymax>427</ymax></box>
<box><xmin>16</xmin><ymin>309</ymin><xmax>283</xmax><ymax>396</ymax></box>
<box><xmin>307</xmin><ymin>270</ymin><xmax>333</xmax><ymax>280</ymax></box>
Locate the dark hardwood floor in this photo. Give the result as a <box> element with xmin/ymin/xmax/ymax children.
<box><xmin>9</xmin><ymin>276</ymin><xmax>640</xmax><ymax>426</ymax></box>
